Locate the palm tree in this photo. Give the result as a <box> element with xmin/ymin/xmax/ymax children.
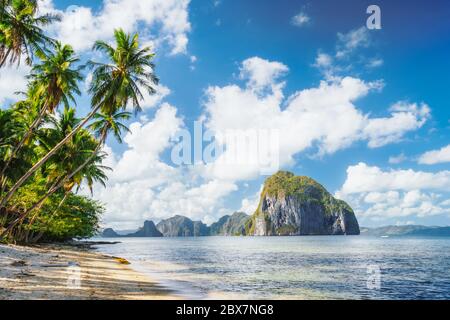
<box><xmin>22</xmin><ymin>109</ymin><xmax>131</xmax><ymax>232</ymax></box>
<box><xmin>56</xmin><ymin>109</ymin><xmax>131</xmax><ymax>189</ymax></box>
<box><xmin>0</xmin><ymin>29</ymin><xmax>158</xmax><ymax>211</ymax></box>
<box><xmin>89</xmin><ymin>110</ymin><xmax>131</xmax><ymax>144</ymax></box>
<box><xmin>0</xmin><ymin>43</ymin><xmax>82</xmax><ymax>193</ymax></box>
<box><xmin>0</xmin><ymin>108</ymin><xmax>109</xmax><ymax>240</ymax></box>
<box><xmin>35</xmin><ymin>109</ymin><xmax>130</xmax><ymax>208</ymax></box>
<box><xmin>0</xmin><ymin>0</ymin><xmax>60</xmax><ymax>67</ymax></box>
<box><xmin>0</xmin><ymin>105</ymin><xmax>34</xmax><ymax>194</ymax></box>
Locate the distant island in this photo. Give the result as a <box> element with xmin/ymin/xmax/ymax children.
<box><xmin>102</xmin><ymin>171</ymin><xmax>450</xmax><ymax>238</ymax></box>
<box><xmin>360</xmin><ymin>225</ymin><xmax>450</xmax><ymax>237</ymax></box>
<box><xmin>103</xmin><ymin>220</ymin><xmax>450</xmax><ymax>238</ymax></box>
<box><xmin>102</xmin><ymin>171</ymin><xmax>360</xmax><ymax>237</ymax></box>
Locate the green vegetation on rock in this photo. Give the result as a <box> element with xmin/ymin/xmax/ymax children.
<box><xmin>260</xmin><ymin>171</ymin><xmax>352</xmax><ymax>216</ymax></box>
<box><xmin>247</xmin><ymin>171</ymin><xmax>360</xmax><ymax>236</ymax></box>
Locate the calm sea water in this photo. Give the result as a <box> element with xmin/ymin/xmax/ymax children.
<box><xmin>93</xmin><ymin>236</ymin><xmax>450</xmax><ymax>300</ymax></box>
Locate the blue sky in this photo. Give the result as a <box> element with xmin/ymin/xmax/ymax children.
<box><xmin>1</xmin><ymin>0</ymin><xmax>449</xmax><ymax>228</ymax></box>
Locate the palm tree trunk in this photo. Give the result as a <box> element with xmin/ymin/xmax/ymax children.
<box><xmin>0</xmin><ymin>128</ymin><xmax>107</xmax><ymax>240</ymax></box>
<box><xmin>0</xmin><ymin>104</ymin><xmax>101</xmax><ymax>209</ymax></box>
<box><xmin>32</xmin><ymin>190</ymin><xmax>69</xmax><ymax>243</ymax></box>
<box><xmin>24</xmin><ymin>184</ymin><xmax>60</xmax><ymax>242</ymax></box>
<box><xmin>0</xmin><ymin>101</ymin><xmax>49</xmax><ymax>195</ymax></box>
<box><xmin>0</xmin><ymin>47</ymin><xmax>12</xmax><ymax>68</ymax></box>
<box><xmin>64</xmin><ymin>128</ymin><xmax>107</xmax><ymax>182</ymax></box>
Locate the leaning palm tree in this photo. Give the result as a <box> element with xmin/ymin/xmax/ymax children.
<box><xmin>23</xmin><ymin>153</ymin><xmax>109</xmax><ymax>243</ymax></box>
<box><xmin>0</xmin><ymin>29</ymin><xmax>158</xmax><ymax>209</ymax></box>
<box><xmin>30</xmin><ymin>109</ymin><xmax>131</xmax><ymax>213</ymax></box>
<box><xmin>89</xmin><ymin>110</ymin><xmax>131</xmax><ymax>144</ymax></box>
<box><xmin>0</xmin><ymin>0</ymin><xmax>60</xmax><ymax>67</ymax></box>
<box><xmin>55</xmin><ymin>109</ymin><xmax>131</xmax><ymax>190</ymax></box>
<box><xmin>0</xmin><ymin>108</ymin><xmax>109</xmax><ymax>240</ymax></box>
<box><xmin>0</xmin><ymin>43</ymin><xmax>82</xmax><ymax>194</ymax></box>
<box><xmin>0</xmin><ymin>104</ymin><xmax>35</xmax><ymax>195</ymax></box>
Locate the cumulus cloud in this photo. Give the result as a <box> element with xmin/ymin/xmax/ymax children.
<box><xmin>336</xmin><ymin>163</ymin><xmax>450</xmax><ymax>220</ymax></box>
<box><xmin>77</xmin><ymin>55</ymin><xmax>432</xmax><ymax>228</ymax></box>
<box><xmin>239</xmin><ymin>56</ymin><xmax>288</xmax><ymax>92</ymax></box>
<box><xmin>0</xmin><ymin>64</ymin><xmax>30</xmax><ymax>106</ymax></box>
<box><xmin>88</xmin><ymin>103</ymin><xmax>239</xmax><ymax>228</ymax></box>
<box><xmin>239</xmin><ymin>188</ymin><xmax>262</xmax><ymax>215</ymax></box>
<box><xmin>340</xmin><ymin>163</ymin><xmax>450</xmax><ymax>194</ymax></box>
<box><xmin>418</xmin><ymin>144</ymin><xmax>450</xmax><ymax>165</ymax></box>
<box><xmin>38</xmin><ymin>0</ymin><xmax>191</xmax><ymax>55</ymax></box>
<box><xmin>363</xmin><ymin>102</ymin><xmax>430</xmax><ymax>148</ymax></box>
<box><xmin>201</xmin><ymin>57</ymin><xmax>430</xmax><ymax>181</ymax></box>
<box><xmin>138</xmin><ymin>84</ymin><xmax>171</xmax><ymax>110</ymax></box>
<box><xmin>314</xmin><ymin>53</ymin><xmax>333</xmax><ymax>69</ymax></box>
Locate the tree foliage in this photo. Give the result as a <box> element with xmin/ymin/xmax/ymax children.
<box><xmin>0</xmin><ymin>1</ymin><xmax>158</xmax><ymax>244</ymax></box>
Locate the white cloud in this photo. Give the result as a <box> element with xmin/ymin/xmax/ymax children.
<box><xmin>0</xmin><ymin>64</ymin><xmax>30</xmax><ymax>106</ymax></box>
<box><xmin>337</xmin><ymin>163</ymin><xmax>450</xmax><ymax>220</ymax></box>
<box><xmin>418</xmin><ymin>144</ymin><xmax>450</xmax><ymax>165</ymax></box>
<box><xmin>239</xmin><ymin>56</ymin><xmax>288</xmax><ymax>92</ymax></box>
<box><xmin>314</xmin><ymin>26</ymin><xmax>380</xmax><ymax>80</ymax></box>
<box><xmin>389</xmin><ymin>153</ymin><xmax>407</xmax><ymax>164</ymax></box>
<box><xmin>291</xmin><ymin>12</ymin><xmax>310</xmax><ymax>27</ymax></box>
<box><xmin>314</xmin><ymin>53</ymin><xmax>333</xmax><ymax>68</ymax></box>
<box><xmin>340</xmin><ymin>163</ymin><xmax>450</xmax><ymax>194</ymax></box>
<box><xmin>201</xmin><ymin>57</ymin><xmax>429</xmax><ymax>181</ymax></box>
<box><xmin>89</xmin><ymin>103</ymin><xmax>239</xmax><ymax>228</ymax></box>
<box><xmin>367</xmin><ymin>58</ymin><xmax>384</xmax><ymax>68</ymax></box>
<box><xmin>39</xmin><ymin>0</ymin><xmax>191</xmax><ymax>55</ymax></box>
<box><xmin>112</xmin><ymin>103</ymin><xmax>182</xmax><ymax>181</ymax></box>
<box><xmin>82</xmin><ymin>55</ymin><xmax>432</xmax><ymax>227</ymax></box>
<box><xmin>139</xmin><ymin>84</ymin><xmax>171</xmax><ymax>110</ymax></box>
<box><xmin>239</xmin><ymin>188</ymin><xmax>262</xmax><ymax>215</ymax></box>
<box><xmin>363</xmin><ymin>102</ymin><xmax>430</xmax><ymax>148</ymax></box>
<box><xmin>336</xmin><ymin>26</ymin><xmax>370</xmax><ymax>58</ymax></box>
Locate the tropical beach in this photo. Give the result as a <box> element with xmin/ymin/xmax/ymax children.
<box><xmin>0</xmin><ymin>242</ymin><xmax>179</xmax><ymax>300</ymax></box>
<box><xmin>1</xmin><ymin>0</ymin><xmax>450</xmax><ymax>303</ymax></box>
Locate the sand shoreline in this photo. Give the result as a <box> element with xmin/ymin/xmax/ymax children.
<box><xmin>0</xmin><ymin>242</ymin><xmax>180</xmax><ymax>300</ymax></box>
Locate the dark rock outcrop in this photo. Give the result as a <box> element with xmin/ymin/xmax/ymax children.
<box><xmin>156</xmin><ymin>215</ymin><xmax>209</xmax><ymax>237</ymax></box>
<box><xmin>102</xmin><ymin>228</ymin><xmax>120</xmax><ymax>237</ymax></box>
<box><xmin>210</xmin><ymin>212</ymin><xmax>250</xmax><ymax>236</ymax></box>
<box><xmin>127</xmin><ymin>220</ymin><xmax>163</xmax><ymax>237</ymax></box>
<box><xmin>245</xmin><ymin>171</ymin><xmax>360</xmax><ymax>236</ymax></box>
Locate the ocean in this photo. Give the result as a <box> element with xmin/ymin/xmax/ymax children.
<box><xmin>93</xmin><ymin>236</ymin><xmax>450</xmax><ymax>300</ymax></box>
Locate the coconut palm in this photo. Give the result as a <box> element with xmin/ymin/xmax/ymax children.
<box><xmin>89</xmin><ymin>110</ymin><xmax>131</xmax><ymax>144</ymax></box>
<box><xmin>0</xmin><ymin>28</ymin><xmax>158</xmax><ymax>209</ymax></box>
<box><xmin>56</xmin><ymin>109</ymin><xmax>131</xmax><ymax>190</ymax></box>
<box><xmin>0</xmin><ymin>0</ymin><xmax>60</xmax><ymax>67</ymax></box>
<box><xmin>0</xmin><ymin>105</ymin><xmax>34</xmax><ymax>194</ymax></box>
<box><xmin>0</xmin><ymin>108</ymin><xmax>109</xmax><ymax>239</ymax></box>
<box><xmin>0</xmin><ymin>43</ymin><xmax>82</xmax><ymax>194</ymax></box>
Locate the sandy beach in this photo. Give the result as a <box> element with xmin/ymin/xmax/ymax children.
<box><xmin>0</xmin><ymin>243</ymin><xmax>180</xmax><ymax>300</ymax></box>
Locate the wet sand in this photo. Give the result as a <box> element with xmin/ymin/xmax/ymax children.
<box><xmin>0</xmin><ymin>243</ymin><xmax>180</xmax><ymax>300</ymax></box>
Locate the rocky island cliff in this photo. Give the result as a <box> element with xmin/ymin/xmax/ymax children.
<box><xmin>156</xmin><ymin>215</ymin><xmax>209</xmax><ymax>237</ymax></box>
<box><xmin>245</xmin><ymin>171</ymin><xmax>360</xmax><ymax>236</ymax></box>
<box><xmin>102</xmin><ymin>171</ymin><xmax>360</xmax><ymax>237</ymax></box>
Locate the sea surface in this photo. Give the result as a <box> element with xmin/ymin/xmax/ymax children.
<box><xmin>93</xmin><ymin>236</ymin><xmax>450</xmax><ymax>300</ymax></box>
